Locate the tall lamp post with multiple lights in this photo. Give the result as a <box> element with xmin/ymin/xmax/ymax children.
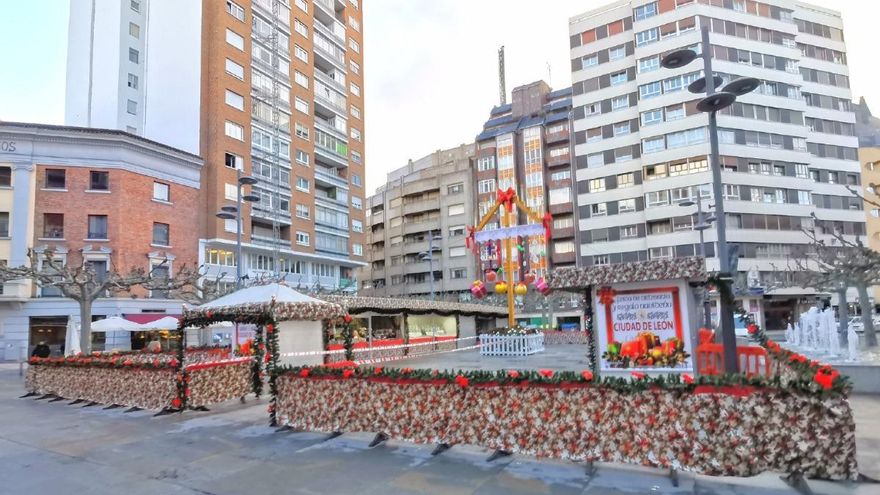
<box><xmin>215</xmin><ymin>169</ymin><xmax>260</xmax><ymax>290</ymax></box>
<box><xmin>679</xmin><ymin>197</ymin><xmax>715</xmax><ymax>329</ymax></box>
<box><xmin>660</xmin><ymin>25</ymin><xmax>761</xmax><ymax>373</ymax></box>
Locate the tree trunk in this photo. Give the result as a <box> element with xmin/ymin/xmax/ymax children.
<box><xmin>837</xmin><ymin>288</ymin><xmax>849</xmax><ymax>347</ymax></box>
<box><xmin>79</xmin><ymin>299</ymin><xmax>93</xmax><ymax>354</ymax></box>
<box><xmin>856</xmin><ymin>283</ymin><xmax>877</xmax><ymax>347</ymax></box>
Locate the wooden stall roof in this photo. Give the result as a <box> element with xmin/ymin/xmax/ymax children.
<box><xmin>547</xmin><ymin>256</ymin><xmax>708</xmax><ymax>290</ymax></box>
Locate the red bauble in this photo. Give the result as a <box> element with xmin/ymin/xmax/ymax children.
<box><xmin>266</xmin><ymin>324</ymin><xmax>274</xmax><ymax>334</ymax></box>
<box><xmin>342</xmin><ymin>369</ymin><xmax>354</xmax><ymax>378</ymax></box>
<box><xmin>682</xmin><ymin>373</ymin><xmax>694</xmax><ymax>384</ymax></box>
<box><xmin>299</xmin><ymin>368</ymin><xmax>311</xmax><ymax>377</ymax></box>
<box><xmin>486</xmin><ymin>271</ymin><xmax>497</xmax><ymax>282</ymax></box>
<box><xmin>343</xmin><ymin>314</ymin><xmax>352</xmax><ymax>324</ymax></box>
<box><xmin>747</xmin><ymin>324</ymin><xmax>758</xmax><ymax>334</ymax></box>
<box><xmin>171</xmin><ymin>397</ymin><xmax>182</xmax><ymax>409</ymax></box>
<box><xmin>507</xmin><ymin>370</ymin><xmax>520</xmax><ymax>379</ymax></box>
<box><xmin>581</xmin><ymin>370</ymin><xmax>593</xmax><ymax>381</ymax></box>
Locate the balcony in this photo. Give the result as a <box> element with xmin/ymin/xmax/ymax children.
<box><xmin>313</xmin><ymin>32</ymin><xmax>346</xmax><ymax>69</ymax></box>
<box><xmin>315</xmin><ymin>190</ymin><xmax>349</xmax><ymax>208</ymax></box>
<box><xmin>314</xmin><ymin>130</ymin><xmax>350</xmax><ymax>167</ymax></box>
<box><xmin>545</xmin><ymin>130</ymin><xmax>570</xmax><ymax>144</ymax></box>
<box><xmin>402</xmin><ymin>198</ymin><xmax>441</xmax><ymax>216</ymax></box>
<box><xmin>313</xmin><ymin>68</ymin><xmax>346</xmax><ymax>95</ymax></box>
<box><xmin>549</xmin><ymin>202</ymin><xmax>573</xmax><ymax>215</ymax></box>
<box><xmin>313</xmin><ymin>17</ymin><xmax>346</xmax><ymax>46</ymax></box>
<box><xmin>551</xmin><ymin>251</ymin><xmax>577</xmax><ymax>265</ymax></box>
<box><xmin>251</xmin><ymin>207</ymin><xmax>292</xmax><ymax>226</ymax></box>
<box><xmin>251</xmin><ymin>233</ymin><xmax>291</xmax><ymax>250</ymax></box>
<box><xmin>314</xmin><ymin>167</ymin><xmax>349</xmax><ymax>189</ymax></box>
<box><xmin>546</xmin><ymin>154</ymin><xmax>571</xmax><ymax>168</ymax></box>
<box><xmin>552</xmin><ymin>226</ymin><xmax>575</xmax><ymax>239</ymax></box>
<box><xmin>314</xmin><ymin>80</ymin><xmax>347</xmax><ymax>116</ymax></box>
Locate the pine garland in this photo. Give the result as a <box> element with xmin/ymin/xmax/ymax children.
<box><xmin>341</xmin><ymin>316</ymin><xmax>354</xmax><ymax>361</ymax></box>
<box><xmin>252</xmin><ymin>325</ymin><xmax>265</xmax><ymax>397</ymax></box>
<box><xmin>584</xmin><ymin>286</ymin><xmax>598</xmax><ymax>374</ymax></box>
<box><xmin>265</xmin><ymin>318</ymin><xmax>281</xmax><ymax>426</ymax></box>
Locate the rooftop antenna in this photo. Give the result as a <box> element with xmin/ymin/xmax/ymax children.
<box><xmin>546</xmin><ymin>62</ymin><xmax>551</xmax><ymax>85</ymax></box>
<box><xmin>498</xmin><ymin>46</ymin><xmax>507</xmax><ymax>106</ymax></box>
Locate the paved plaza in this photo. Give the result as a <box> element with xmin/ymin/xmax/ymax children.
<box><xmin>1</xmin><ymin>361</ymin><xmax>878</xmax><ymax>495</ymax></box>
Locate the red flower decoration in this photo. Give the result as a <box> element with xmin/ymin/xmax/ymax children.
<box><xmin>169</xmin><ymin>358</ymin><xmax>179</xmax><ymax>368</ymax></box>
<box><xmin>206</xmin><ymin>311</ymin><xmax>214</xmax><ymax>318</ymax></box>
<box><xmin>507</xmin><ymin>370</ymin><xmax>520</xmax><ymax>379</ymax></box>
<box><xmin>538</xmin><ymin>369</ymin><xmax>554</xmax><ymax>378</ymax></box>
<box><xmin>343</xmin><ymin>314</ymin><xmax>352</xmax><ymax>324</ymax></box>
<box><xmin>299</xmin><ymin>368</ymin><xmax>311</xmax><ymax>378</ymax></box>
<box><xmin>401</xmin><ymin>368</ymin><xmax>413</xmax><ymax>374</ymax></box>
<box><xmin>581</xmin><ymin>370</ymin><xmax>593</xmax><ymax>381</ymax></box>
<box><xmin>454</xmin><ymin>375</ymin><xmax>469</xmax><ymax>388</ymax></box>
<box><xmin>123</xmin><ymin>359</ymin><xmax>134</xmax><ymax>366</ymax></box>
<box><xmin>266</xmin><ymin>324</ymin><xmax>274</xmax><ymax>334</ymax></box>
<box><xmin>814</xmin><ymin>367</ymin><xmax>840</xmax><ymax>390</ymax></box>
<box><xmin>631</xmin><ymin>371</ymin><xmax>646</xmax><ymax>380</ymax></box>
<box><xmin>342</xmin><ymin>369</ymin><xmax>354</xmax><ymax>378</ymax></box>
<box><xmin>171</xmin><ymin>397</ymin><xmax>182</xmax><ymax>409</ymax></box>
<box><xmin>152</xmin><ymin>359</ymin><xmax>160</xmax><ymax>367</ymax></box>
<box><xmin>747</xmin><ymin>324</ymin><xmax>758</xmax><ymax>335</ymax></box>
<box><xmin>374</xmin><ymin>367</ymin><xmax>383</xmax><ymax>375</ymax></box>
<box><xmin>682</xmin><ymin>373</ymin><xmax>694</xmax><ymax>384</ymax></box>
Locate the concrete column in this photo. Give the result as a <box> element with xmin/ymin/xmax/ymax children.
<box><xmin>9</xmin><ymin>161</ymin><xmax>34</xmax><ymax>267</ymax></box>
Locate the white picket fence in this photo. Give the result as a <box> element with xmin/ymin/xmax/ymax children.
<box><xmin>479</xmin><ymin>333</ymin><xmax>545</xmax><ymax>357</ymax></box>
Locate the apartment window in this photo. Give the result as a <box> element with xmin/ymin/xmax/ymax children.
<box><xmin>611</xmin><ymin>95</ymin><xmax>629</xmax><ymax>110</ymax></box>
<box><xmin>352</xmin><ymin>244</ymin><xmax>363</xmax><ymax>256</ymax></box>
<box><xmin>553</xmin><ymin>217</ymin><xmax>574</xmax><ymax>230</ymax></box>
<box><xmin>42</xmin><ymin>213</ymin><xmax>63</xmax><ymax>239</ymax></box>
<box><xmin>798</xmin><ymin>190</ymin><xmax>812</xmax><ymax>205</ymax></box>
<box><xmin>549</xmin><ymin>187</ymin><xmax>571</xmax><ymax>205</ymax></box>
<box><xmin>649</xmin><ymin>246</ymin><xmax>673</xmax><ymax>260</ymax></box>
<box><xmin>294</xmin><ymin>149</ymin><xmax>309</xmax><ymax>166</ymax></box>
<box><xmin>152</xmin><ymin>223</ymin><xmax>170</xmax><ymax>246</ymax></box>
<box><xmin>639</xmin><ymin>81</ymin><xmax>661</xmax><ymax>99</ymax></box>
<box><xmin>634</xmin><ymin>2</ymin><xmax>657</xmax><ymax>21</ymax></box>
<box><xmin>352</xmin><ymin>196</ymin><xmax>362</xmax><ymax>209</ymax></box>
<box><xmin>619</xmin><ymin>198</ymin><xmax>636</xmax><ymax>213</ymax></box>
<box><xmin>294</xmin><ymin>70</ymin><xmax>309</xmax><ymax>88</ymax></box>
<box><xmin>589</xmin><ymin>178</ymin><xmax>605</xmax><ymax>192</ymax></box>
<box><xmin>153</xmin><ymin>182</ymin><xmax>170</xmax><ymax>202</ymax></box>
<box><xmin>582</xmin><ymin>54</ymin><xmax>599</xmax><ymax>67</ymax></box>
<box><xmin>294</xmin><ymin>97</ymin><xmax>309</xmax><ymax>114</ymax></box>
<box><xmin>554</xmin><ymin>241</ymin><xmax>575</xmax><ymax>254</ymax></box>
<box><xmin>225</xmin><ymin>121</ymin><xmax>244</xmax><ymax>141</ymax></box>
<box><xmin>643</xmin><ymin>136</ymin><xmax>665</xmax><ymax>153</ymax></box>
<box><xmin>450</xmin><ymin>247</ymin><xmax>467</xmax><ymax>257</ymax></box>
<box><xmin>585</xmin><ymin>102</ymin><xmax>600</xmax><ymax>116</ymax></box>
<box><xmin>296</xmin><ymin>231</ymin><xmax>310</xmax><ymax>246</ymax></box>
<box><xmin>294</xmin><ymin>123</ymin><xmax>309</xmax><ymax>140</ymax></box>
<box><xmin>226</xmin><ymin>0</ymin><xmax>245</xmax><ymax>21</ymax></box>
<box><xmin>351</xmin><ymin>151</ymin><xmax>362</xmax><ymax>163</ymax></box>
<box><xmin>225</xmin><ymin>152</ymin><xmax>243</xmax><ymax>170</ymax></box>
<box><xmin>130</xmin><ymin>0</ymin><xmax>140</xmax><ymax>11</ymax></box>
<box><xmin>225</xmin><ymin>59</ymin><xmax>244</xmax><ymax>79</ymax></box>
<box><xmin>620</xmin><ymin>225</ymin><xmax>638</xmax><ymax>238</ymax></box>
<box><xmin>610</xmin><ymin>71</ymin><xmax>628</xmax><ymax>86</ymax></box>
<box><xmin>587</xmin><ymin>153</ymin><xmax>604</xmax><ymax>168</ymax></box>
<box><xmin>45</xmin><ymin>169</ymin><xmax>66</xmax><ymax>189</ymax></box>
<box><xmin>550</xmin><ymin>170</ymin><xmax>571</xmax><ymax>182</ymax></box>
<box><xmin>0</xmin><ymin>167</ymin><xmax>10</xmax><ymax>187</ymax></box>
<box><xmin>617</xmin><ymin>173</ymin><xmax>634</xmax><ymax>188</ymax></box>
<box><xmin>350</xmin><ymin>83</ymin><xmax>361</xmax><ymax>97</ymax></box>
<box><xmin>646</xmin><ymin>190</ymin><xmax>669</xmax><ymax>207</ymax></box>
<box><xmin>127</xmin><ymin>99</ymin><xmax>137</xmax><ymax>115</ymax></box>
<box><xmin>225</xmin><ymin>90</ymin><xmax>244</xmax><ymax>110</ymax></box>
<box><xmin>224</xmin><ymin>183</ymin><xmax>237</xmax><ymax>201</ymax></box>
<box><xmin>85</xmin><ymin>171</ymin><xmax>108</xmax><ymax>191</ymax></box>
<box><xmin>448</xmin><ymin>204</ymin><xmax>465</xmax><ymax>216</ymax></box>
<box><xmin>350</xmin><ymin>105</ymin><xmax>361</xmax><ymax>119</ymax></box>
<box><xmin>635</xmin><ymin>28</ymin><xmax>659</xmax><ymax>46</ymax></box>
<box><xmin>296</xmin><ymin>177</ymin><xmax>309</xmax><ymax>192</ymax></box>
<box><xmin>347</xmin><ymin>128</ymin><xmax>361</xmax><ymax>142</ymax></box>
<box><xmin>129</xmin><ymin>22</ymin><xmax>140</xmax><ymax>38</ymax></box>
<box><xmin>349</xmin><ymin>38</ymin><xmax>360</xmax><ymax>53</ymax></box>
<box><xmin>295</xmin><ymin>203</ymin><xmax>309</xmax><ymax>219</ymax></box>
<box><xmin>350</xmin><ymin>0</ymin><xmax>359</xmax><ymax>8</ymax></box>
<box><xmin>448</xmin><ymin>183</ymin><xmax>464</xmax><ymax>194</ymax></box>
<box><xmin>294</xmin><ymin>45</ymin><xmax>307</xmax><ymax>62</ymax></box>
<box><xmin>129</xmin><ymin>48</ymin><xmax>139</xmax><ymax>64</ymax></box>
<box><xmin>478</xmin><ymin>179</ymin><xmax>496</xmax><ymax>194</ymax></box>
<box><xmin>795</xmin><ymin>164</ymin><xmax>809</xmax><ymax>179</ymax></box>
<box><xmin>638</xmin><ymin>56</ymin><xmax>659</xmax><ymax>73</ymax></box>
<box><xmin>349</xmin><ymin>174</ymin><xmax>361</xmax><ymax>187</ymax></box>
<box><xmin>0</xmin><ymin>212</ymin><xmax>9</xmax><ymax>238</ymax></box>
<box><xmin>350</xmin><ymin>60</ymin><xmax>360</xmax><ymax>74</ymax></box>
<box><xmin>127</xmin><ymin>73</ymin><xmax>138</xmax><ymax>89</ymax></box>
<box><xmin>349</xmin><ymin>15</ymin><xmax>361</xmax><ymax>31</ymax></box>
<box><xmin>226</xmin><ymin>29</ymin><xmax>244</xmax><ymax>50</ymax></box>
<box><xmin>613</xmin><ymin>122</ymin><xmax>631</xmax><ymax>136</ymax></box>
<box><xmin>294</xmin><ymin>19</ymin><xmax>308</xmax><ymax>37</ymax></box>
<box><xmin>295</xmin><ymin>0</ymin><xmax>307</xmax><ymax>11</ymax></box>
<box><xmin>87</xmin><ymin>215</ymin><xmax>108</xmax><ymax>240</ymax></box>
<box><xmin>352</xmin><ymin>219</ymin><xmax>363</xmax><ymax>233</ymax></box>
<box><xmin>591</xmin><ymin>203</ymin><xmax>607</xmax><ymax>217</ymax></box>
<box><xmin>447</xmin><ymin>268</ymin><xmax>467</xmax><ymax>280</ymax></box>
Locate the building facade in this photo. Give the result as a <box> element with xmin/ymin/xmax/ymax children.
<box><xmin>361</xmin><ymin>144</ymin><xmax>476</xmax><ymax>299</ymax></box>
<box><xmin>569</xmin><ymin>0</ymin><xmax>862</xmax><ymax>329</ymax></box>
<box><xmin>65</xmin><ymin>0</ymin><xmax>368</xmax><ymax>293</ymax></box>
<box><xmin>0</xmin><ymin>122</ymin><xmax>202</xmax><ymax>359</ymax></box>
<box><xmin>853</xmin><ymin>98</ymin><xmax>880</xmax><ymax>303</ymax></box>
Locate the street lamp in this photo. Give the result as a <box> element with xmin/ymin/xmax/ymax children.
<box><xmin>418</xmin><ymin>229</ymin><xmax>438</xmax><ymax>300</ymax></box>
<box><xmin>215</xmin><ymin>168</ymin><xmax>260</xmax><ymax>290</ymax></box>
<box><xmin>679</xmin><ymin>197</ymin><xmax>716</xmax><ymax>329</ymax></box>
<box><xmin>660</xmin><ymin>26</ymin><xmax>760</xmax><ymax>374</ymax></box>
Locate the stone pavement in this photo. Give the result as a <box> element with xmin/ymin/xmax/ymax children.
<box><xmin>1</xmin><ymin>365</ymin><xmax>878</xmax><ymax>494</ymax></box>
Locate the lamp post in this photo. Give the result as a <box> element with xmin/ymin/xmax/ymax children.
<box><xmin>215</xmin><ymin>169</ymin><xmax>260</xmax><ymax>290</ymax></box>
<box><xmin>661</xmin><ymin>25</ymin><xmax>760</xmax><ymax>373</ymax></box>
<box><xmin>679</xmin><ymin>197</ymin><xmax>716</xmax><ymax>329</ymax></box>
<box><xmin>419</xmin><ymin>230</ymin><xmax>438</xmax><ymax>300</ymax></box>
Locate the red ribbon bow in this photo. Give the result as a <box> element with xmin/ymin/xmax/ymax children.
<box><xmin>496</xmin><ymin>187</ymin><xmax>516</xmax><ymax>213</ymax></box>
<box><xmin>597</xmin><ymin>287</ymin><xmax>616</xmax><ymax>306</ymax></box>
<box><xmin>542</xmin><ymin>212</ymin><xmax>553</xmax><ymax>243</ymax></box>
<box><xmin>465</xmin><ymin>226</ymin><xmax>477</xmax><ymax>252</ymax></box>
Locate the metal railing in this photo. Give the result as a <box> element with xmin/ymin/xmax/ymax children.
<box><xmin>479</xmin><ymin>333</ymin><xmax>545</xmax><ymax>356</ymax></box>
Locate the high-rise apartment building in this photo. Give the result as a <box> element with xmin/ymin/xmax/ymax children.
<box><xmin>853</xmin><ymin>98</ymin><xmax>880</xmax><ymax>303</ymax></box>
<box><xmin>569</xmin><ymin>0</ymin><xmax>861</xmax><ymax>329</ymax></box>
<box><xmin>361</xmin><ymin>144</ymin><xmax>476</xmax><ymax>299</ymax></box>
<box><xmin>66</xmin><ymin>0</ymin><xmax>367</xmax><ymax>292</ymax></box>
<box><xmin>474</xmin><ymin>81</ymin><xmax>577</xmax><ymax>273</ymax></box>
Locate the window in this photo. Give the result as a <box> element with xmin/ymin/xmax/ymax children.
<box><xmin>0</xmin><ymin>167</ymin><xmax>10</xmax><ymax>187</ymax></box>
<box><xmin>87</xmin><ymin>215</ymin><xmax>108</xmax><ymax>240</ymax></box>
<box><xmin>798</xmin><ymin>190</ymin><xmax>812</xmax><ymax>205</ymax></box>
<box><xmin>294</xmin><ymin>97</ymin><xmax>309</xmax><ymax>114</ymax></box>
<box><xmin>619</xmin><ymin>198</ymin><xmax>636</xmax><ymax>213</ymax></box>
<box><xmin>295</xmin><ymin>203</ymin><xmax>309</xmax><ymax>219</ymax></box>
<box><xmin>554</xmin><ymin>241</ymin><xmax>576</xmax><ymax>254</ymax></box>
<box><xmin>582</xmin><ymin>53</ymin><xmax>599</xmax><ymax>67</ymax></box>
<box><xmin>646</xmin><ymin>190</ymin><xmax>669</xmax><ymax>207</ymax></box>
<box><xmin>643</xmin><ymin>136</ymin><xmax>665</xmax><ymax>153</ymax></box>
<box><xmin>609</xmin><ymin>45</ymin><xmax>626</xmax><ymax>61</ymax></box>
<box><xmin>45</xmin><ymin>169</ymin><xmax>66</xmax><ymax>189</ymax></box>
<box><xmin>224</xmin><ymin>183</ymin><xmax>237</xmax><ymax>201</ymax></box>
<box><xmin>350</xmin><ymin>60</ymin><xmax>360</xmax><ymax>74</ymax></box>
<box><xmin>349</xmin><ymin>38</ymin><xmax>360</xmax><ymax>53</ymax></box>
<box><xmin>152</xmin><ymin>182</ymin><xmax>170</xmax><ymax>202</ymax></box>
<box><xmin>448</xmin><ymin>225</ymin><xmax>466</xmax><ymax>237</ymax></box>
<box><xmin>550</xmin><ymin>170</ymin><xmax>571</xmax><ymax>182</ymax></box>
<box><xmin>352</xmin><ymin>196</ymin><xmax>362</xmax><ymax>209</ymax></box>
<box><xmin>617</xmin><ymin>173</ymin><xmax>634</xmax><ymax>188</ymax></box>
<box><xmin>294</xmin><ymin>44</ymin><xmax>307</xmax><ymax>62</ymax></box>
<box><xmin>449</xmin><ymin>268</ymin><xmax>467</xmax><ymax>280</ymax></box>
<box><xmin>477</xmin><ymin>156</ymin><xmax>495</xmax><ymax>171</ymax></box>
<box><xmin>296</xmin><ymin>177</ymin><xmax>309</xmax><ymax>192</ymax></box>
<box><xmin>449</xmin><ymin>246</ymin><xmax>467</xmax><ymax>257</ymax></box>
<box><xmin>549</xmin><ymin>187</ymin><xmax>571</xmax><ymax>205</ymax></box>
<box><xmin>638</xmin><ymin>56</ymin><xmax>659</xmax><ymax>73</ymax></box>
<box><xmin>293</xmin><ymin>71</ymin><xmax>309</xmax><ymax>89</ymax></box>
<box><xmin>129</xmin><ymin>22</ymin><xmax>140</xmax><ymax>38</ymax></box>
<box><xmin>89</xmin><ymin>171</ymin><xmax>109</xmax><ymax>191</ymax></box>
<box><xmin>634</xmin><ymin>2</ymin><xmax>657</xmax><ymax>21</ymax></box>
<box><xmin>152</xmin><ymin>223</ymin><xmax>170</xmax><ymax>246</ymax></box>
<box><xmin>350</xmin><ymin>83</ymin><xmax>361</xmax><ymax>97</ymax></box>
<box><xmin>294</xmin><ymin>19</ymin><xmax>308</xmax><ymax>37</ymax></box>
<box><xmin>295</xmin><ymin>122</ymin><xmax>309</xmax><ymax>140</ymax></box>
<box><xmin>349</xmin><ymin>105</ymin><xmax>362</xmax><ymax>120</ymax></box>
<box><xmin>352</xmin><ymin>219</ymin><xmax>363</xmax><ymax>233</ymax></box>
<box><xmin>127</xmin><ymin>99</ymin><xmax>137</xmax><ymax>115</ymax></box>
<box><xmin>226</xmin><ymin>29</ymin><xmax>244</xmax><ymax>50</ymax></box>
<box><xmin>225</xmin><ymin>121</ymin><xmax>244</xmax><ymax>141</ymax></box>
<box><xmin>635</xmin><ymin>28</ymin><xmax>659</xmax><ymax>46</ymax></box>
<box><xmin>225</xmin><ymin>59</ymin><xmax>244</xmax><ymax>79</ymax></box>
<box><xmin>611</xmin><ymin>95</ymin><xmax>629</xmax><ymax>110</ymax></box>
<box><xmin>448</xmin><ymin>204</ymin><xmax>465</xmax><ymax>216</ymax></box>
<box><xmin>649</xmin><ymin>246</ymin><xmax>673</xmax><ymax>260</ymax></box>
<box><xmin>351</xmin><ymin>151</ymin><xmax>362</xmax><ymax>163</ymax></box>
<box><xmin>610</xmin><ymin>71</ymin><xmax>628</xmax><ymax>86</ymax></box>
<box><xmin>225</xmin><ymin>90</ymin><xmax>244</xmax><ymax>110</ymax></box>
<box><xmin>591</xmin><ymin>203</ymin><xmax>607</xmax><ymax>217</ymax></box>
<box><xmin>478</xmin><ymin>179</ymin><xmax>496</xmax><ymax>194</ymax></box>
<box><xmin>448</xmin><ymin>183</ymin><xmax>464</xmax><ymax>194</ymax></box>
<box><xmin>294</xmin><ymin>149</ymin><xmax>309</xmax><ymax>166</ymax></box>
<box><xmin>127</xmin><ymin>73</ymin><xmax>138</xmax><ymax>89</ymax></box>
<box><xmin>621</xmin><ymin>225</ymin><xmax>638</xmax><ymax>238</ymax></box>
<box><xmin>587</xmin><ymin>153</ymin><xmax>604</xmax><ymax>168</ymax></box>
<box><xmin>295</xmin><ymin>0</ymin><xmax>307</xmax><ymax>11</ymax></box>
<box><xmin>353</xmin><ymin>244</ymin><xmax>363</xmax><ymax>256</ymax></box>
<box><xmin>348</xmin><ymin>15</ymin><xmax>361</xmax><ymax>31</ymax></box>
<box><xmin>226</xmin><ymin>0</ymin><xmax>245</xmax><ymax>21</ymax></box>
<box><xmin>613</xmin><ymin>122</ymin><xmax>631</xmax><ymax>136</ymax></box>
<box><xmin>296</xmin><ymin>231</ymin><xmax>310</xmax><ymax>246</ymax></box>
<box><xmin>42</xmin><ymin>213</ymin><xmax>63</xmax><ymax>239</ymax></box>
<box><xmin>589</xmin><ymin>178</ymin><xmax>605</xmax><ymax>192</ymax></box>
<box><xmin>129</xmin><ymin>48</ymin><xmax>139</xmax><ymax>64</ymax></box>
<box><xmin>130</xmin><ymin>0</ymin><xmax>140</xmax><ymax>11</ymax></box>
<box><xmin>639</xmin><ymin>81</ymin><xmax>661</xmax><ymax>99</ymax></box>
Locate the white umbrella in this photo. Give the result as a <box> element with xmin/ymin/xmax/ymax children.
<box><xmin>138</xmin><ymin>316</ymin><xmax>181</xmax><ymax>331</ymax></box>
<box><xmin>90</xmin><ymin>316</ymin><xmax>142</xmax><ymax>332</ymax></box>
<box><xmin>64</xmin><ymin>316</ymin><xmax>81</xmax><ymax>356</ymax></box>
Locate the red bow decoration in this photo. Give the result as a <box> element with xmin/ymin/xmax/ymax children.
<box><xmin>496</xmin><ymin>187</ymin><xmax>516</xmax><ymax>213</ymax></box>
<box><xmin>542</xmin><ymin>212</ymin><xmax>553</xmax><ymax>243</ymax></box>
<box><xmin>465</xmin><ymin>226</ymin><xmax>477</xmax><ymax>253</ymax></box>
<box><xmin>597</xmin><ymin>287</ymin><xmax>616</xmax><ymax>306</ymax></box>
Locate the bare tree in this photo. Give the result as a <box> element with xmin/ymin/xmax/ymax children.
<box><xmin>0</xmin><ymin>249</ymin><xmax>203</xmax><ymax>353</ymax></box>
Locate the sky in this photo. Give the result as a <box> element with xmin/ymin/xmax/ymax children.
<box><xmin>1</xmin><ymin>1</ymin><xmax>879</xmax><ymax>196</ymax></box>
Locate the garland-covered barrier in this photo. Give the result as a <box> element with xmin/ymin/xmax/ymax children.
<box><xmin>543</xmin><ymin>331</ymin><xmax>591</xmax><ymax>345</ymax></box>
<box><xmin>185</xmin><ymin>358</ymin><xmax>252</xmax><ymax>408</ymax></box>
<box><xmin>275</xmin><ymin>366</ymin><xmax>858</xmax><ymax>480</ymax></box>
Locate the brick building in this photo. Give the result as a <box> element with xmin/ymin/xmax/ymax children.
<box><xmin>0</xmin><ymin>122</ymin><xmax>202</xmax><ymax>358</ymax></box>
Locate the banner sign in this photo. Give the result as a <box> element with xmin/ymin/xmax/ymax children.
<box><xmin>595</xmin><ymin>286</ymin><xmax>693</xmax><ymax>372</ymax></box>
<box><xmin>474</xmin><ymin>223</ymin><xmax>543</xmax><ymax>243</ymax></box>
